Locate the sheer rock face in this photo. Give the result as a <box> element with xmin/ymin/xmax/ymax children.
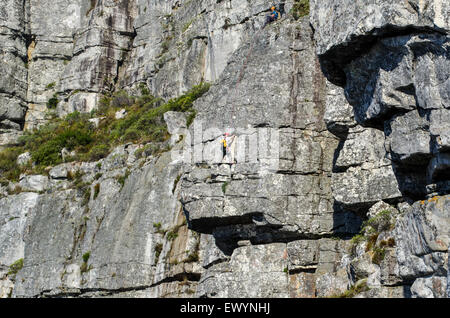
<box><xmin>7</xmin><ymin>144</ymin><xmax>198</xmax><ymax>298</ymax></box>
<box><xmin>0</xmin><ymin>1</ymin><xmax>449</xmax><ymax>298</ymax></box>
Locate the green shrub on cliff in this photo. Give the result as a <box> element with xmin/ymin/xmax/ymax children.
<box><xmin>0</xmin><ymin>82</ymin><xmax>211</xmax><ymax>181</ymax></box>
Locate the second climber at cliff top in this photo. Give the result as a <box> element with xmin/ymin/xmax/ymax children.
<box><xmin>263</xmin><ymin>6</ymin><xmax>278</xmax><ymax>29</ymax></box>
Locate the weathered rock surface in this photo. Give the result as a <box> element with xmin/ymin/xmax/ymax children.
<box><xmin>10</xmin><ymin>143</ymin><xmax>194</xmax><ymax>297</ymax></box>
<box><xmin>0</xmin><ymin>0</ymin><xmax>448</xmax><ymax>298</ymax></box>
<box><xmin>197</xmin><ymin>243</ymin><xmax>289</xmax><ymax>298</ymax></box>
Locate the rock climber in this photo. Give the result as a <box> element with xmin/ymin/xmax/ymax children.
<box><xmin>220</xmin><ymin>133</ymin><xmax>236</xmax><ymax>162</ymax></box>
<box><xmin>263</xmin><ymin>6</ymin><xmax>279</xmax><ymax>28</ymax></box>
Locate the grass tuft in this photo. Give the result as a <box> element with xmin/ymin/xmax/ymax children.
<box><xmin>0</xmin><ymin>82</ymin><xmax>210</xmax><ymax>182</ymax></box>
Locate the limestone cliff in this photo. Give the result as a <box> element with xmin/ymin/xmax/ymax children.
<box><xmin>0</xmin><ymin>0</ymin><xmax>448</xmax><ymax>298</ymax></box>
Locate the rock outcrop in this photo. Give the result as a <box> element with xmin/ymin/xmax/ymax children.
<box><xmin>0</xmin><ymin>0</ymin><xmax>448</xmax><ymax>298</ymax></box>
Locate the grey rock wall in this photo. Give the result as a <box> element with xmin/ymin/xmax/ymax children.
<box><xmin>180</xmin><ymin>15</ymin><xmax>363</xmax><ymax>297</ymax></box>
<box><xmin>0</xmin><ymin>0</ymin><xmax>448</xmax><ymax>298</ymax></box>
<box><xmin>311</xmin><ymin>0</ymin><xmax>449</xmax><ymax>297</ymax></box>
<box><xmin>6</xmin><ymin>142</ymin><xmax>202</xmax><ymax>297</ymax></box>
